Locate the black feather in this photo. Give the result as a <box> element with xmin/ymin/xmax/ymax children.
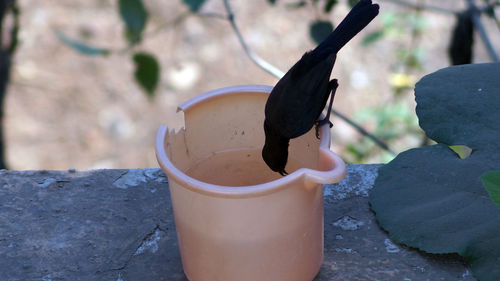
<box><xmin>449</xmin><ymin>10</ymin><xmax>474</xmax><ymax>65</ymax></box>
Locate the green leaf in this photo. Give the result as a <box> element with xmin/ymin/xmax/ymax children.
<box><xmin>132</xmin><ymin>52</ymin><xmax>160</xmax><ymax>98</ymax></box>
<box><xmin>119</xmin><ymin>0</ymin><xmax>148</xmax><ymax>45</ymax></box>
<box><xmin>182</xmin><ymin>0</ymin><xmax>206</xmax><ymax>12</ymax></box>
<box><xmin>267</xmin><ymin>0</ymin><xmax>277</xmax><ymax>5</ymax></box>
<box><xmin>324</xmin><ymin>0</ymin><xmax>338</xmax><ymax>13</ymax></box>
<box><xmin>309</xmin><ymin>20</ymin><xmax>333</xmax><ymax>45</ymax></box>
<box><xmin>370</xmin><ymin>63</ymin><xmax>500</xmax><ymax>281</ymax></box>
<box><xmin>56</xmin><ymin>31</ymin><xmax>110</xmax><ymax>56</ymax></box>
<box><xmin>361</xmin><ymin>30</ymin><xmax>384</xmax><ymax>46</ymax></box>
<box><xmin>482</xmin><ymin>171</ymin><xmax>500</xmax><ymax>208</ymax></box>
<box><xmin>285</xmin><ymin>1</ymin><xmax>306</xmax><ymax>9</ymax></box>
<box><xmin>448</xmin><ymin>145</ymin><xmax>472</xmax><ymax>159</ymax></box>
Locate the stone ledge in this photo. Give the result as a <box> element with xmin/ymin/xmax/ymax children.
<box><xmin>0</xmin><ymin>165</ymin><xmax>475</xmax><ymax>281</ymax></box>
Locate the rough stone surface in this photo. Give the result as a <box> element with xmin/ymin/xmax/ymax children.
<box><xmin>0</xmin><ymin>165</ymin><xmax>476</xmax><ymax>281</ymax></box>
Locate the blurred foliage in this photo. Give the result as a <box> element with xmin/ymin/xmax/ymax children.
<box><xmin>284</xmin><ymin>1</ymin><xmax>307</xmax><ymax>9</ymax></box>
<box><xmin>56</xmin><ymin>0</ymin><xmax>175</xmax><ymax>98</ymax></box>
<box><xmin>183</xmin><ymin>0</ymin><xmax>207</xmax><ymax>12</ymax></box>
<box><xmin>329</xmin><ymin>11</ymin><xmax>424</xmax><ymax>163</ymax></box>
<box><xmin>119</xmin><ymin>0</ymin><xmax>148</xmax><ymax>44</ymax></box>
<box><xmin>309</xmin><ymin>20</ymin><xmax>334</xmax><ymax>44</ymax></box>
<box><xmin>133</xmin><ymin>52</ymin><xmax>160</xmax><ymax>98</ymax></box>
<box><xmin>324</xmin><ymin>0</ymin><xmax>339</xmax><ymax>13</ymax></box>
<box><xmin>345</xmin><ymin>103</ymin><xmax>420</xmax><ymax>163</ymax></box>
<box><xmin>55</xmin><ymin>0</ymin><xmax>500</xmax><ymax>164</ymax></box>
<box><xmin>55</xmin><ymin>31</ymin><xmax>110</xmax><ymax>56</ymax></box>
<box><xmin>344</xmin><ymin>7</ymin><xmax>433</xmax><ymax>163</ymax></box>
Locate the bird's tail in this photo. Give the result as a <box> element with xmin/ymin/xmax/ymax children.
<box><xmin>314</xmin><ymin>0</ymin><xmax>379</xmax><ymax>57</ymax></box>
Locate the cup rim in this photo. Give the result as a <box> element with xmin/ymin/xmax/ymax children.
<box><xmin>155</xmin><ymin>85</ymin><xmax>346</xmax><ymax>198</ymax></box>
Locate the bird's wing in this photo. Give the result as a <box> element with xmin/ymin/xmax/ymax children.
<box><xmin>265</xmin><ymin>53</ymin><xmax>336</xmax><ymax>139</ymax></box>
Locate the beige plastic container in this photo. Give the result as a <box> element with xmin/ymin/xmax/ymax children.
<box><xmin>155</xmin><ymin>85</ymin><xmax>346</xmax><ymax>281</ymax></box>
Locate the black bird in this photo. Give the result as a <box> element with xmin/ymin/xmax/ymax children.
<box><xmin>448</xmin><ymin>10</ymin><xmax>474</xmax><ymax>65</ymax></box>
<box><xmin>262</xmin><ymin>0</ymin><xmax>379</xmax><ymax>176</ymax></box>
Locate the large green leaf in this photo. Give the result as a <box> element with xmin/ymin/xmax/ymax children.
<box><xmin>482</xmin><ymin>171</ymin><xmax>500</xmax><ymax>208</ymax></box>
<box><xmin>119</xmin><ymin>0</ymin><xmax>148</xmax><ymax>45</ymax></box>
<box><xmin>132</xmin><ymin>52</ymin><xmax>160</xmax><ymax>98</ymax></box>
<box><xmin>370</xmin><ymin>63</ymin><xmax>500</xmax><ymax>281</ymax></box>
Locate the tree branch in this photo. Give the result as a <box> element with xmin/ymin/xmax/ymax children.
<box><xmin>381</xmin><ymin>0</ymin><xmax>458</xmax><ymax>15</ymax></box>
<box><xmin>147</xmin><ymin>11</ymin><xmax>190</xmax><ymax>38</ymax></box>
<box><xmin>7</xmin><ymin>0</ymin><xmax>19</xmax><ymax>55</ymax></box>
<box><xmin>467</xmin><ymin>0</ymin><xmax>500</xmax><ymax>62</ymax></box>
<box><xmin>333</xmin><ymin>109</ymin><xmax>397</xmax><ymax>155</ymax></box>
<box><xmin>222</xmin><ymin>0</ymin><xmax>285</xmax><ymax>78</ymax></box>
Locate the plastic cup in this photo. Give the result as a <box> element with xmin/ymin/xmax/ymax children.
<box><xmin>155</xmin><ymin>85</ymin><xmax>346</xmax><ymax>281</ymax></box>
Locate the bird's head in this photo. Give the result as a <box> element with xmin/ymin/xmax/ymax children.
<box><xmin>262</xmin><ymin>121</ymin><xmax>290</xmax><ymax>176</ymax></box>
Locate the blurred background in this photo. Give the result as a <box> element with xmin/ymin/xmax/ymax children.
<box><xmin>2</xmin><ymin>0</ymin><xmax>499</xmax><ymax>170</ymax></box>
